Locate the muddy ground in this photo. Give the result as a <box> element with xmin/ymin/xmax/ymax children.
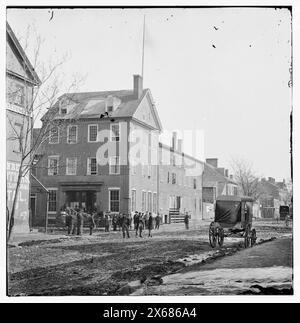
<box><xmin>7</xmin><ymin>220</ymin><xmax>292</xmax><ymax>296</ymax></box>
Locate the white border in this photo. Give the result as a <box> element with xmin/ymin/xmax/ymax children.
<box><xmin>1</xmin><ymin>0</ymin><xmax>299</xmax><ymax>304</ymax></box>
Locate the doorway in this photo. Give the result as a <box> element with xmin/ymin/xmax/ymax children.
<box><xmin>65</xmin><ymin>190</ymin><xmax>97</xmax><ymax>212</ymax></box>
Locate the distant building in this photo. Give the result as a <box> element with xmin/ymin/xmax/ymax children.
<box><xmin>31</xmin><ymin>75</ymin><xmax>203</xmax><ymax>226</ymax></box>
<box><xmin>6</xmin><ymin>22</ymin><xmax>41</xmax><ymax>233</ymax></box>
<box><xmin>258</xmin><ymin>177</ymin><xmax>289</xmax><ymax>218</ymax></box>
<box><xmin>158</xmin><ymin>135</ymin><xmax>203</xmax><ymax>224</ymax></box>
<box><xmin>202</xmin><ymin>158</ymin><xmax>238</xmax><ymax>219</ymax></box>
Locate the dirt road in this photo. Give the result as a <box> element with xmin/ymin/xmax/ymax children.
<box><xmin>7</xmin><ymin>220</ymin><xmax>292</xmax><ymax>296</ymax></box>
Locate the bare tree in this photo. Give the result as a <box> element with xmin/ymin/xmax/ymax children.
<box><xmin>230</xmin><ymin>158</ymin><xmax>261</xmax><ymax>201</ymax></box>
<box><xmin>6</xmin><ymin>25</ymin><xmax>85</xmax><ymax>240</ymax></box>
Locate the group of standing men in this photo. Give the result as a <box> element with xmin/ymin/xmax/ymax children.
<box><xmin>65</xmin><ymin>207</ymin><xmax>96</xmax><ymax>236</ymax></box>
<box><xmin>64</xmin><ymin>207</ymin><xmax>163</xmax><ymax>238</ymax></box>
<box><xmin>132</xmin><ymin>211</ymin><xmax>161</xmax><ymax>238</ymax></box>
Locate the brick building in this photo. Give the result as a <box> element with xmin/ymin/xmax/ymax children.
<box><xmin>6</xmin><ymin>22</ymin><xmax>41</xmax><ymax>233</ymax></box>
<box><xmin>31</xmin><ymin>75</ymin><xmax>203</xmax><ymax>226</ymax></box>
<box><xmin>258</xmin><ymin>177</ymin><xmax>289</xmax><ymax>218</ymax></box>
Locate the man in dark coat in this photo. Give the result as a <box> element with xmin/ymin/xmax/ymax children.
<box><xmin>87</xmin><ymin>212</ymin><xmax>95</xmax><ymax>235</ymax></box>
<box><xmin>65</xmin><ymin>207</ymin><xmax>73</xmax><ymax>235</ymax></box>
<box><xmin>148</xmin><ymin>212</ymin><xmax>153</xmax><ymax>237</ymax></box>
<box><xmin>77</xmin><ymin>208</ymin><xmax>84</xmax><ymax>235</ymax></box>
<box><xmin>121</xmin><ymin>213</ymin><xmax>130</xmax><ymax>238</ymax></box>
<box><xmin>155</xmin><ymin>214</ymin><xmax>160</xmax><ymax>230</ymax></box>
<box><xmin>184</xmin><ymin>213</ymin><xmax>189</xmax><ymax>230</ymax></box>
<box><xmin>133</xmin><ymin>212</ymin><xmax>139</xmax><ymax>237</ymax></box>
<box><xmin>71</xmin><ymin>208</ymin><xmax>78</xmax><ymax>235</ymax></box>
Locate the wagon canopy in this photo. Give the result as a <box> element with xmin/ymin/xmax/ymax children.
<box><xmin>214</xmin><ymin>195</ymin><xmax>254</xmax><ymax>224</ymax></box>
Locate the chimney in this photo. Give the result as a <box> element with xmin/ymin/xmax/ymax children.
<box><xmin>225</xmin><ymin>169</ymin><xmax>229</xmax><ymax>177</ymax></box>
<box><xmin>172</xmin><ymin>132</ymin><xmax>177</xmax><ymax>150</ymax></box>
<box><xmin>217</xmin><ymin>167</ymin><xmax>226</xmax><ymax>176</ymax></box>
<box><xmin>133</xmin><ymin>75</ymin><xmax>143</xmax><ymax>99</ymax></box>
<box><xmin>177</xmin><ymin>139</ymin><xmax>182</xmax><ymax>153</ymax></box>
<box><xmin>206</xmin><ymin>158</ymin><xmax>218</xmax><ymax>168</ymax></box>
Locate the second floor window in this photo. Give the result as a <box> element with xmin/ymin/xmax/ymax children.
<box><xmin>88</xmin><ymin>124</ymin><xmax>98</xmax><ymax>142</ymax></box>
<box><xmin>110</xmin><ymin>123</ymin><xmax>120</xmax><ymax>141</ymax></box>
<box><xmin>110</xmin><ymin>156</ymin><xmax>120</xmax><ymax>175</ymax></box>
<box><xmin>49</xmin><ymin>126</ymin><xmax>59</xmax><ymax>144</ymax></box>
<box><xmin>13</xmin><ymin>84</ymin><xmax>25</xmax><ymax>106</ymax></box>
<box><xmin>67</xmin><ymin>125</ymin><xmax>77</xmax><ymax>144</ymax></box>
<box><xmin>87</xmin><ymin>157</ymin><xmax>97</xmax><ymax>175</ymax></box>
<box><xmin>172</xmin><ymin>172</ymin><xmax>176</xmax><ymax>184</ymax></box>
<box><xmin>48</xmin><ymin>156</ymin><xmax>59</xmax><ymax>176</ymax></box>
<box><xmin>66</xmin><ymin>157</ymin><xmax>77</xmax><ymax>175</ymax></box>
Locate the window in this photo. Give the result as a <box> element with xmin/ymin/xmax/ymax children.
<box><xmin>88</xmin><ymin>124</ymin><xmax>98</xmax><ymax>142</ymax></box>
<box><xmin>193</xmin><ymin>178</ymin><xmax>197</xmax><ymax>189</ymax></box>
<box><xmin>49</xmin><ymin>126</ymin><xmax>59</xmax><ymax>144</ymax></box>
<box><xmin>13</xmin><ymin>122</ymin><xmax>22</xmax><ymax>153</ymax></box>
<box><xmin>87</xmin><ymin>157</ymin><xmax>97</xmax><ymax>175</ymax></box>
<box><xmin>167</xmin><ymin>171</ymin><xmax>170</xmax><ymax>183</ymax></box>
<box><xmin>153</xmin><ymin>192</ymin><xmax>157</xmax><ymax>214</ymax></box>
<box><xmin>142</xmin><ymin>191</ymin><xmax>147</xmax><ymax>213</ymax></box>
<box><xmin>109</xmin><ymin>189</ymin><xmax>120</xmax><ymax>212</ymax></box>
<box><xmin>110</xmin><ymin>123</ymin><xmax>120</xmax><ymax>141</ymax></box>
<box><xmin>48</xmin><ymin>156</ymin><xmax>59</xmax><ymax>175</ymax></box>
<box><xmin>13</xmin><ymin>84</ymin><xmax>25</xmax><ymax>106</ymax></box>
<box><xmin>67</xmin><ymin>125</ymin><xmax>77</xmax><ymax>144</ymax></box>
<box><xmin>66</xmin><ymin>157</ymin><xmax>77</xmax><ymax>175</ymax></box>
<box><xmin>131</xmin><ymin>189</ymin><xmax>136</xmax><ymax>212</ymax></box>
<box><xmin>147</xmin><ymin>192</ymin><xmax>152</xmax><ymax>212</ymax></box>
<box><xmin>48</xmin><ymin>189</ymin><xmax>57</xmax><ymax>212</ymax></box>
<box><xmin>110</xmin><ymin>156</ymin><xmax>120</xmax><ymax>174</ymax></box>
<box><xmin>107</xmin><ymin>106</ymin><xmax>113</xmax><ymax>112</ymax></box>
<box><xmin>234</xmin><ymin>187</ymin><xmax>238</xmax><ymax>196</ymax></box>
<box><xmin>172</xmin><ymin>172</ymin><xmax>176</xmax><ymax>184</ymax></box>
<box><xmin>60</xmin><ymin>107</ymin><xmax>67</xmax><ymax>115</ymax></box>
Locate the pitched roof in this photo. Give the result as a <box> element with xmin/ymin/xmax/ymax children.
<box><xmin>203</xmin><ymin>163</ymin><xmax>237</xmax><ymax>186</ymax></box>
<box><xmin>53</xmin><ymin>89</ymin><xmax>148</xmax><ymax>120</ymax></box>
<box><xmin>6</xmin><ymin>22</ymin><xmax>41</xmax><ymax>85</ymax></box>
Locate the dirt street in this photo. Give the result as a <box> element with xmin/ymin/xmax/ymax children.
<box><xmin>7</xmin><ymin>219</ymin><xmax>292</xmax><ymax>296</ymax></box>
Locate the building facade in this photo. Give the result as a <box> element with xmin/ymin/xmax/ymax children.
<box><xmin>202</xmin><ymin>158</ymin><xmax>238</xmax><ymax>219</ymax></box>
<box><xmin>6</xmin><ymin>22</ymin><xmax>41</xmax><ymax>233</ymax></box>
<box><xmin>31</xmin><ymin>75</ymin><xmax>204</xmax><ymax>226</ymax></box>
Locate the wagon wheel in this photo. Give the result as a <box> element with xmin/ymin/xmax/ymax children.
<box><xmin>217</xmin><ymin>227</ymin><xmax>224</xmax><ymax>247</ymax></box>
<box><xmin>209</xmin><ymin>222</ymin><xmax>217</xmax><ymax>248</ymax></box>
<box><xmin>244</xmin><ymin>225</ymin><xmax>251</xmax><ymax>248</ymax></box>
<box><xmin>250</xmin><ymin>228</ymin><xmax>257</xmax><ymax>247</ymax></box>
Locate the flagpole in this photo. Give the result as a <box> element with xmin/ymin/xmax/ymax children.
<box><xmin>141</xmin><ymin>14</ymin><xmax>146</xmax><ymax>79</ymax></box>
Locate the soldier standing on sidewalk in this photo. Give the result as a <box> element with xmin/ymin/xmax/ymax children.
<box><xmin>65</xmin><ymin>207</ymin><xmax>73</xmax><ymax>235</ymax></box>
<box><xmin>184</xmin><ymin>212</ymin><xmax>189</xmax><ymax>230</ymax></box>
<box><xmin>77</xmin><ymin>208</ymin><xmax>84</xmax><ymax>235</ymax></box>
<box><xmin>121</xmin><ymin>213</ymin><xmax>130</xmax><ymax>239</ymax></box>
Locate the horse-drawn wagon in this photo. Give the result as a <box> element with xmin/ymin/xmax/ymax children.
<box><xmin>209</xmin><ymin>196</ymin><xmax>257</xmax><ymax>248</ymax></box>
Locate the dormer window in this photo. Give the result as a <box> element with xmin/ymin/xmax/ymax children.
<box><xmin>60</xmin><ymin>107</ymin><xmax>67</xmax><ymax>115</ymax></box>
<box><xmin>107</xmin><ymin>105</ymin><xmax>113</xmax><ymax>112</ymax></box>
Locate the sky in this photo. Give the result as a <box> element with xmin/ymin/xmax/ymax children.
<box><xmin>6</xmin><ymin>7</ymin><xmax>292</xmax><ymax>181</ymax></box>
